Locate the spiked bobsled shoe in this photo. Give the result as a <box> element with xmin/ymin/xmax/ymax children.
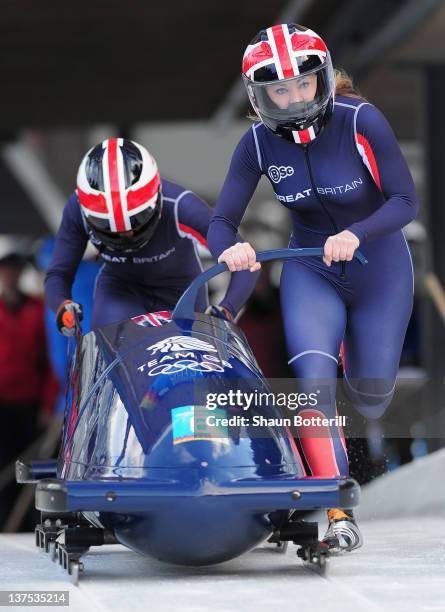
<box><xmin>322</xmin><ymin>508</ymin><xmax>363</xmax><ymax>552</ymax></box>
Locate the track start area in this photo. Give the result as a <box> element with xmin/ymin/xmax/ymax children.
<box><xmin>1</xmin><ymin>517</ymin><xmax>444</xmax><ymax>612</ymax></box>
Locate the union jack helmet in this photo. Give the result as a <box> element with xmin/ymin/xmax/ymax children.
<box><xmin>77</xmin><ymin>138</ymin><xmax>162</xmax><ymax>252</ymax></box>
<box><xmin>242</xmin><ymin>24</ymin><xmax>335</xmax><ymax>143</ymax></box>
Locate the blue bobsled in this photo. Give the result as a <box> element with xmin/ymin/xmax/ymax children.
<box><xmin>17</xmin><ymin>248</ymin><xmax>366</xmax><ymax>582</ymax></box>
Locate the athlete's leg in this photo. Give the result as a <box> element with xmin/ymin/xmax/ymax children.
<box><xmin>280</xmin><ymin>261</ymin><xmax>348</xmax><ymax>476</ymax></box>
<box><xmin>343</xmin><ymin>243</ymin><xmax>414</xmax><ymax>420</ymax></box>
<box><xmin>343</xmin><ymin>298</ymin><xmax>413</xmax><ymax>419</ymax></box>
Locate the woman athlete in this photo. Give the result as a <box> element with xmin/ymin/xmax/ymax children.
<box><xmin>207</xmin><ymin>24</ymin><xmax>419</xmax><ymax>551</ymax></box>
<box><xmin>45</xmin><ymin>138</ymin><xmax>257</xmax><ymax>334</ymax></box>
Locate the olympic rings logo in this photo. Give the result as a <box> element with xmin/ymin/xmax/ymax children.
<box><xmin>147</xmin><ymin>359</ymin><xmax>225</xmax><ymax>376</ymax></box>
<box><xmin>268</xmin><ymin>165</ymin><xmax>294</xmax><ymax>183</ymax></box>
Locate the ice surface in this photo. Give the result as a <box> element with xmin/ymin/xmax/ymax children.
<box><xmin>0</xmin><ymin>518</ymin><xmax>444</xmax><ymax>612</ymax></box>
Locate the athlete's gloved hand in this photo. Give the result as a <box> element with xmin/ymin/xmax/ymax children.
<box><xmin>205</xmin><ymin>305</ymin><xmax>234</xmax><ymax>322</ymax></box>
<box><xmin>323</xmin><ymin>230</ymin><xmax>360</xmax><ymax>267</ymax></box>
<box><xmin>56</xmin><ymin>300</ymin><xmax>83</xmax><ymax>337</ymax></box>
<box><xmin>218</xmin><ymin>242</ymin><xmax>261</xmax><ymax>273</ymax></box>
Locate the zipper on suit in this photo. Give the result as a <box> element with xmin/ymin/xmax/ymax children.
<box><xmin>302</xmin><ymin>144</ymin><xmax>346</xmax><ymax>280</ymax></box>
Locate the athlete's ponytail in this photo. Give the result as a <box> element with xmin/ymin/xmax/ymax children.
<box><xmin>334</xmin><ymin>69</ymin><xmax>367</xmax><ymax>101</ymax></box>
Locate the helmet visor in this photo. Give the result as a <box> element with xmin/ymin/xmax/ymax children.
<box><xmin>244</xmin><ymin>59</ymin><xmax>334</xmax><ymax>127</ymax></box>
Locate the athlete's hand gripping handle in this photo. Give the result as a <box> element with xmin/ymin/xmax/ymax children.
<box><xmin>205</xmin><ymin>304</ymin><xmax>234</xmax><ymax>322</ymax></box>
<box><xmin>56</xmin><ymin>300</ymin><xmax>83</xmax><ymax>337</ymax></box>
<box><xmin>218</xmin><ymin>242</ymin><xmax>261</xmax><ymax>273</ymax></box>
<box><xmin>173</xmin><ymin>247</ymin><xmax>368</xmax><ymax>321</ymax></box>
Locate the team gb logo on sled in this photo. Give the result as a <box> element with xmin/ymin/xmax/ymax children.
<box><xmin>138</xmin><ymin>335</ymin><xmax>231</xmax><ymax>376</ymax></box>
<box><xmin>147</xmin><ymin>336</ymin><xmax>218</xmax><ymax>355</ymax></box>
<box><xmin>138</xmin><ymin>336</ymin><xmax>229</xmax><ymax>376</ymax></box>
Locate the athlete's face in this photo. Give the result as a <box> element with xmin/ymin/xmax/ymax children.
<box><xmin>265</xmin><ymin>74</ymin><xmax>317</xmax><ymax>109</ymax></box>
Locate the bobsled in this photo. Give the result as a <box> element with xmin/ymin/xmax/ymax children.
<box><xmin>16</xmin><ymin>248</ymin><xmax>367</xmax><ymax>583</ymax></box>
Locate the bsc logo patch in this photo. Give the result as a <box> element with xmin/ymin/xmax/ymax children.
<box><xmin>268</xmin><ymin>165</ymin><xmax>294</xmax><ymax>184</ymax></box>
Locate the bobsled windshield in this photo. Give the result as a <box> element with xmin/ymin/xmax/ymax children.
<box><xmin>60</xmin><ymin>318</ymin><xmax>305</xmax><ymax>479</ymax></box>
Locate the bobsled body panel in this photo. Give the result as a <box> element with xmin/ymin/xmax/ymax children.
<box><xmin>102</xmin><ymin>502</ymin><xmax>274</xmax><ymax>565</ymax></box>
<box><xmin>54</xmin><ymin>312</ymin><xmax>357</xmax><ymax>565</ymax></box>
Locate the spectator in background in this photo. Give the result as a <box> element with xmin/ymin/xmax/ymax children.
<box><xmin>0</xmin><ymin>236</ymin><xmax>58</xmax><ymax>530</ymax></box>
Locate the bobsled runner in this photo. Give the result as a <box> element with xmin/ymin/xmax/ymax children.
<box><xmin>16</xmin><ymin>248</ymin><xmax>367</xmax><ymax>583</ymax></box>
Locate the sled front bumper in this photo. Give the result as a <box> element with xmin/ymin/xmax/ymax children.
<box><xmin>35</xmin><ymin>476</ymin><xmax>359</xmax><ymax>514</ymax></box>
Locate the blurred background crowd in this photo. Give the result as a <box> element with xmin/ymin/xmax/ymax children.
<box><xmin>1</xmin><ymin>0</ymin><xmax>445</xmax><ymax>531</ymax></box>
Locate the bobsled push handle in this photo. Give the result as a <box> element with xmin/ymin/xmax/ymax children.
<box><xmin>73</xmin><ymin>309</ymin><xmax>83</xmax><ymax>338</ymax></box>
<box><xmin>172</xmin><ymin>247</ymin><xmax>368</xmax><ymax>321</ymax></box>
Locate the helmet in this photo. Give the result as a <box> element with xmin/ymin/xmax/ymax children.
<box><xmin>77</xmin><ymin>138</ymin><xmax>162</xmax><ymax>252</ymax></box>
<box><xmin>242</xmin><ymin>24</ymin><xmax>335</xmax><ymax>143</ymax></box>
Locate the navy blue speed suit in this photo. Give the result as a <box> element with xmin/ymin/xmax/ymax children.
<box><xmin>45</xmin><ymin>179</ymin><xmax>257</xmax><ymax>328</ymax></box>
<box><xmin>207</xmin><ymin>96</ymin><xmax>419</xmax><ymax>476</ymax></box>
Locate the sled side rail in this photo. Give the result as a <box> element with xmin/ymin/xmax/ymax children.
<box><xmin>16</xmin><ymin>459</ymin><xmax>58</xmax><ymax>484</ymax></box>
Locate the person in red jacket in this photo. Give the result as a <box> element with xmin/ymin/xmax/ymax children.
<box><xmin>0</xmin><ymin>236</ymin><xmax>58</xmax><ymax>531</ymax></box>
